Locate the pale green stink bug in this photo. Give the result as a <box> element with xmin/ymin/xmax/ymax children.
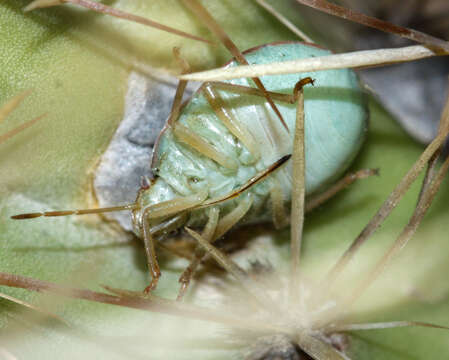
<box><xmin>12</xmin><ymin>40</ymin><xmax>369</xmax><ymax>295</ymax></box>
<box><xmin>4</xmin><ymin>0</ymin><xmax>449</xmax><ymax>359</ymax></box>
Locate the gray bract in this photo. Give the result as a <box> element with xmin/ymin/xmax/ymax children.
<box><xmin>136</xmin><ymin>42</ymin><xmax>368</xmax><ymax>231</ymax></box>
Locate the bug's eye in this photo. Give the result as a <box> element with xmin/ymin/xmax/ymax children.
<box><xmin>188</xmin><ymin>176</ymin><xmax>201</xmax><ymax>184</ymax></box>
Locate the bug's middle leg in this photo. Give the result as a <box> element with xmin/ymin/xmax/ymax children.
<box><xmin>177</xmin><ymin>207</ymin><xmax>220</xmax><ymax>301</ymax></box>
<box><xmin>176</xmin><ymin>193</ymin><xmax>253</xmax><ymax>300</ymax></box>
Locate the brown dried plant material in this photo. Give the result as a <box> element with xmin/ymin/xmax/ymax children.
<box><xmin>294</xmin><ymin>0</ymin><xmax>449</xmax><ymax>52</ymax></box>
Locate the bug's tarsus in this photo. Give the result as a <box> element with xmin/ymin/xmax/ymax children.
<box><xmin>24</xmin><ymin>0</ymin><xmax>212</xmax><ymax>44</ymax></box>
<box><xmin>182</xmin><ymin>0</ymin><xmax>289</xmax><ymax>132</ymax></box>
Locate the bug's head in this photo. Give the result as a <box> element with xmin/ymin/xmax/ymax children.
<box><xmin>131</xmin><ymin>176</ymin><xmax>197</xmax><ymax>240</ymax></box>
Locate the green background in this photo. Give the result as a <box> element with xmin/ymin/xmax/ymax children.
<box><xmin>1</xmin><ymin>0</ymin><xmax>448</xmax><ymax>359</ymax></box>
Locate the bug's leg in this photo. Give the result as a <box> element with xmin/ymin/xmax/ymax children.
<box><xmin>169</xmin><ymin>49</ymin><xmax>241</xmax><ymax>170</ymax></box>
<box><xmin>173</xmin><ymin>123</ymin><xmax>239</xmax><ymax>170</ymax></box>
<box><xmin>343</xmin><ymin>129</ymin><xmax>449</xmax><ymax>309</ymax></box>
<box><xmin>177</xmin><ymin>191</ymin><xmax>254</xmax><ymax>300</ymax></box>
<box><xmin>209</xmin><ymin>81</ymin><xmax>296</xmax><ymax>104</ymax></box>
<box><xmin>305</xmin><ymin>168</ymin><xmax>379</xmax><ymax>213</ymax></box>
<box><xmin>185</xmin><ymin>212</ymin><xmax>280</xmax><ymax>313</ymax></box>
<box><xmin>167</xmin><ymin>47</ymin><xmax>191</xmax><ymax>127</ymax></box>
<box><xmin>182</xmin><ymin>0</ymin><xmax>289</xmax><ymax>132</ymax></box>
<box><xmin>177</xmin><ymin>207</ymin><xmax>220</xmax><ymax>301</ymax></box>
<box><xmin>200</xmin><ymin>155</ymin><xmax>290</xmax><ymax>208</ymax></box>
<box><xmin>202</xmin><ymin>83</ymin><xmax>261</xmax><ymax>160</ymax></box>
<box><xmin>269</xmin><ymin>175</ymin><xmax>289</xmax><ymax>229</ymax></box>
<box><xmin>24</xmin><ymin>0</ymin><xmax>211</xmax><ymax>44</ymax></box>
<box><xmin>322</xmin><ymin>92</ymin><xmax>449</xmax><ymax>291</ymax></box>
<box><xmin>139</xmin><ymin>190</ymin><xmax>208</xmax><ymax>294</ymax></box>
<box><xmin>141</xmin><ymin>210</ymin><xmax>161</xmax><ymax>294</ymax></box>
<box><xmin>289</xmin><ymin>78</ymin><xmax>314</xmax><ymax>304</ymax></box>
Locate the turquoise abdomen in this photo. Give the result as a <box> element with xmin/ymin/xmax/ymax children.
<box><xmin>150</xmin><ymin>42</ymin><xmax>367</xmax><ymax>222</ymax></box>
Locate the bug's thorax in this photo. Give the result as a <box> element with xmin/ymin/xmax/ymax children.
<box><xmin>131</xmin><ymin>177</ymin><xmax>187</xmax><ymax>237</ymax></box>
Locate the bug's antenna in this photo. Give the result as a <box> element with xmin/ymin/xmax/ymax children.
<box><xmin>24</xmin><ymin>0</ymin><xmax>212</xmax><ymax>44</ymax></box>
<box><xmin>11</xmin><ymin>204</ymin><xmax>137</xmax><ymax>220</ymax></box>
<box><xmin>198</xmin><ymin>154</ymin><xmax>291</xmax><ymax>208</ymax></box>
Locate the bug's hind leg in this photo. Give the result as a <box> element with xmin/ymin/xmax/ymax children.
<box><xmin>322</xmin><ymin>93</ymin><xmax>449</xmax><ymax>292</ymax></box>
<box><xmin>182</xmin><ymin>0</ymin><xmax>288</xmax><ymax>131</ymax></box>
<box><xmin>289</xmin><ymin>78</ymin><xmax>314</xmax><ymax>303</ymax></box>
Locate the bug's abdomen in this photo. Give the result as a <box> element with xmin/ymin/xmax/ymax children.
<box><xmin>151</xmin><ymin>42</ymin><xmax>368</xmax><ymax>224</ymax></box>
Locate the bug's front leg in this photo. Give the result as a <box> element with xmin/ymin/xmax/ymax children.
<box><xmin>141</xmin><ymin>208</ymin><xmax>161</xmax><ymax>294</ymax></box>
